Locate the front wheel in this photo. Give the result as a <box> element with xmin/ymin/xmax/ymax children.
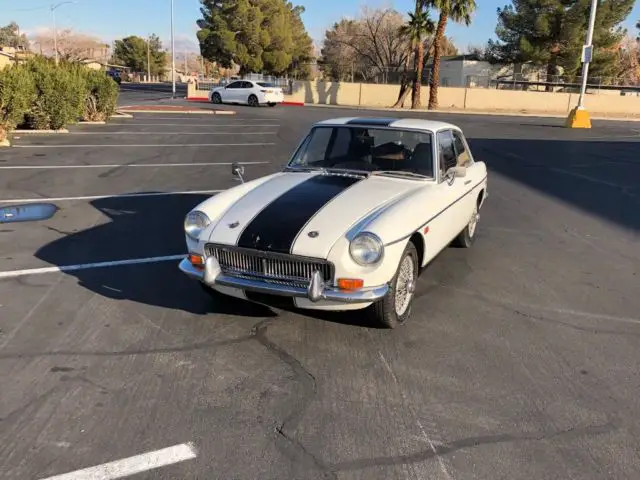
<box><xmin>369</xmin><ymin>242</ymin><xmax>418</xmax><ymax>328</ymax></box>
<box><xmin>211</xmin><ymin>92</ymin><xmax>222</xmax><ymax>104</ymax></box>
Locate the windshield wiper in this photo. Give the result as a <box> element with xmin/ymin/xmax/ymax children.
<box><xmin>284</xmin><ymin>166</ymin><xmax>327</xmax><ymax>173</ymax></box>
<box><xmin>372</xmin><ymin>170</ymin><xmax>429</xmax><ymax>179</ymax></box>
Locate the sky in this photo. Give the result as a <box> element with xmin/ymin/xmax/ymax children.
<box><xmin>2</xmin><ymin>0</ymin><xmax>640</xmax><ymax>53</ymax></box>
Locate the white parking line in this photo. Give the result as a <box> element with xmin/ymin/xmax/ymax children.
<box><xmin>106</xmin><ymin>123</ymin><xmax>279</xmax><ymax>127</ymax></box>
<box><xmin>64</xmin><ymin>131</ymin><xmax>277</xmax><ymax>135</ymax></box>
<box><xmin>13</xmin><ymin>143</ymin><xmax>275</xmax><ymax>148</ymax></box>
<box><xmin>0</xmin><ymin>161</ymin><xmax>269</xmax><ymax>170</ymax></box>
<box><xmin>0</xmin><ymin>189</ymin><xmax>222</xmax><ymax>203</ymax></box>
<box><xmin>0</xmin><ymin>254</ymin><xmax>187</xmax><ymax>279</ymax></box>
<box><xmin>39</xmin><ymin>442</ymin><xmax>197</xmax><ymax>480</ymax></box>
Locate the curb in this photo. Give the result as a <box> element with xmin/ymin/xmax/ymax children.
<box><xmin>301</xmin><ymin>103</ymin><xmax>640</xmax><ymax>122</ymax></box>
<box><xmin>12</xmin><ymin>128</ymin><xmax>69</xmax><ymax>134</ymax></box>
<box><xmin>281</xmin><ymin>101</ymin><xmax>304</xmax><ymax>106</ymax></box>
<box><xmin>187</xmin><ymin>97</ymin><xmax>210</xmax><ymax>102</ymax></box>
<box><xmin>111</xmin><ymin>112</ymin><xmax>133</xmax><ymax>118</ymax></box>
<box><xmin>78</xmin><ymin>121</ymin><xmax>106</xmax><ymax>125</ymax></box>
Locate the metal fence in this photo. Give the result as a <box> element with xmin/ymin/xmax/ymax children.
<box><xmin>466</xmin><ymin>73</ymin><xmax>640</xmax><ymax>95</ymax></box>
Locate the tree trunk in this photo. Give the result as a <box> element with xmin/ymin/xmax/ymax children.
<box><xmin>392</xmin><ymin>50</ymin><xmax>413</xmax><ymax>108</ymax></box>
<box><xmin>428</xmin><ymin>11</ymin><xmax>448</xmax><ymax>110</ymax></box>
<box><xmin>545</xmin><ymin>58</ymin><xmax>557</xmax><ymax>92</ymax></box>
<box><xmin>411</xmin><ymin>41</ymin><xmax>424</xmax><ymax>109</ymax></box>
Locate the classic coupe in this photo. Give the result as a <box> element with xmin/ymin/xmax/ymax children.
<box><xmin>179</xmin><ymin>117</ymin><xmax>487</xmax><ymax>327</ymax></box>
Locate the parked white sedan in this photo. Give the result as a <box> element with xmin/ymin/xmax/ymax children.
<box><xmin>180</xmin><ymin>117</ymin><xmax>488</xmax><ymax>327</ymax></box>
<box><xmin>209</xmin><ymin>80</ymin><xmax>284</xmax><ymax>107</ymax></box>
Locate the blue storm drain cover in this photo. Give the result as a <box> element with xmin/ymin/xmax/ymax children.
<box><xmin>0</xmin><ymin>203</ymin><xmax>58</xmax><ymax>223</ymax></box>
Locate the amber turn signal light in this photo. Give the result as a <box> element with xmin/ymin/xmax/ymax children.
<box><xmin>337</xmin><ymin>278</ymin><xmax>364</xmax><ymax>291</ymax></box>
<box><xmin>189</xmin><ymin>253</ymin><xmax>204</xmax><ymax>269</ymax></box>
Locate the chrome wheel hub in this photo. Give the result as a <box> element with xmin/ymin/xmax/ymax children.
<box><xmin>395</xmin><ymin>256</ymin><xmax>415</xmax><ymax>316</ymax></box>
<box><xmin>468</xmin><ymin>206</ymin><xmax>479</xmax><ymax>238</ymax></box>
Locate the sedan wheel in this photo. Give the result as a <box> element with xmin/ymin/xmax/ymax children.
<box><xmin>211</xmin><ymin>92</ymin><xmax>222</xmax><ymax>104</ymax></box>
<box><xmin>370</xmin><ymin>242</ymin><xmax>418</xmax><ymax>328</ymax></box>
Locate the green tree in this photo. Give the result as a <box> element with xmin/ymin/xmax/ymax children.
<box><xmin>487</xmin><ymin>0</ymin><xmax>634</xmax><ymax>84</ymax></box>
<box><xmin>197</xmin><ymin>0</ymin><xmax>313</xmax><ymax>76</ymax></box>
<box><xmin>400</xmin><ymin>2</ymin><xmax>435</xmax><ymax>109</ymax></box>
<box><xmin>428</xmin><ymin>0</ymin><xmax>476</xmax><ymax>109</ymax></box>
<box><xmin>287</xmin><ymin>5</ymin><xmax>314</xmax><ymax>79</ymax></box>
<box><xmin>0</xmin><ymin>22</ymin><xmax>29</xmax><ymax>50</ymax></box>
<box><xmin>112</xmin><ymin>34</ymin><xmax>166</xmax><ymax>75</ymax></box>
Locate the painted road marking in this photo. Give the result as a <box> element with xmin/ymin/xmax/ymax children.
<box><xmin>82</xmin><ymin>123</ymin><xmax>280</xmax><ymax>127</ymax></box>
<box><xmin>12</xmin><ymin>142</ymin><xmax>276</xmax><ymax>148</ymax></box>
<box><xmin>39</xmin><ymin>442</ymin><xmax>197</xmax><ymax>480</ymax></box>
<box><xmin>0</xmin><ymin>161</ymin><xmax>269</xmax><ymax>170</ymax></box>
<box><xmin>62</xmin><ymin>131</ymin><xmax>277</xmax><ymax>135</ymax></box>
<box><xmin>0</xmin><ymin>189</ymin><xmax>222</xmax><ymax>203</ymax></box>
<box><xmin>0</xmin><ymin>254</ymin><xmax>187</xmax><ymax>279</ymax></box>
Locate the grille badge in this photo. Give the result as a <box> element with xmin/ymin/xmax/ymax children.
<box><xmin>308</xmin><ymin>231</ymin><xmax>319</xmax><ymax>238</ymax></box>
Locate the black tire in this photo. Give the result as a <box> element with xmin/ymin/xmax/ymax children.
<box><xmin>211</xmin><ymin>92</ymin><xmax>222</xmax><ymax>104</ymax></box>
<box><xmin>452</xmin><ymin>201</ymin><xmax>480</xmax><ymax>248</ymax></box>
<box><xmin>370</xmin><ymin>241</ymin><xmax>419</xmax><ymax>328</ymax></box>
<box><xmin>248</xmin><ymin>94</ymin><xmax>259</xmax><ymax>107</ymax></box>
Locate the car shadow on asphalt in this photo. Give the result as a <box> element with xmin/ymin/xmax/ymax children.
<box><xmin>469</xmin><ymin>138</ymin><xmax>640</xmax><ymax>233</ymax></box>
<box><xmin>35</xmin><ymin>193</ymin><xmax>275</xmax><ymax>318</ymax></box>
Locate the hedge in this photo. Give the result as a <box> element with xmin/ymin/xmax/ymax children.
<box><xmin>0</xmin><ymin>56</ymin><xmax>120</xmax><ymax>140</ymax></box>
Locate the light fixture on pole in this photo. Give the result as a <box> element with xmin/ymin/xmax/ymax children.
<box><xmin>50</xmin><ymin>1</ymin><xmax>76</xmax><ymax>66</ymax></box>
<box><xmin>566</xmin><ymin>0</ymin><xmax>598</xmax><ymax>128</ymax></box>
<box><xmin>171</xmin><ymin>0</ymin><xmax>176</xmax><ymax>98</ymax></box>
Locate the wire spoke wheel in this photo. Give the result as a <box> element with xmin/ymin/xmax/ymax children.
<box><xmin>394</xmin><ymin>255</ymin><xmax>415</xmax><ymax>316</ymax></box>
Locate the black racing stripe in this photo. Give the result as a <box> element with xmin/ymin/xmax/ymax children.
<box><xmin>237</xmin><ymin>175</ymin><xmax>361</xmax><ymax>254</ymax></box>
<box><xmin>345</xmin><ymin>117</ymin><xmax>396</xmax><ymax>127</ymax></box>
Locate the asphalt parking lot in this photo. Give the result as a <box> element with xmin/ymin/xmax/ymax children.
<box><xmin>1</xmin><ymin>87</ymin><xmax>639</xmax><ymax>480</ymax></box>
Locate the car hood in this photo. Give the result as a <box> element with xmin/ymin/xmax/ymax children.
<box><xmin>207</xmin><ymin>171</ymin><xmax>423</xmax><ymax>258</ymax></box>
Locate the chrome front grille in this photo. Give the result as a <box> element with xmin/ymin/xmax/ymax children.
<box><xmin>205</xmin><ymin>244</ymin><xmax>333</xmax><ymax>288</ymax></box>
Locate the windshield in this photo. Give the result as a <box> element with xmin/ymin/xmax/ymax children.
<box><xmin>288</xmin><ymin>126</ymin><xmax>435</xmax><ymax>178</ymax></box>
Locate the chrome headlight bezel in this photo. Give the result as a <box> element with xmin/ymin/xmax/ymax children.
<box><xmin>349</xmin><ymin>232</ymin><xmax>384</xmax><ymax>266</ymax></box>
<box><xmin>184</xmin><ymin>210</ymin><xmax>211</xmax><ymax>241</ymax></box>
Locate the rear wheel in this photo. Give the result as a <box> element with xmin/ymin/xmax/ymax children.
<box><xmin>267</xmin><ymin>102</ymin><xmax>276</xmax><ymax>107</ymax></box>
<box><xmin>370</xmin><ymin>242</ymin><xmax>418</xmax><ymax>328</ymax></box>
<box><xmin>248</xmin><ymin>95</ymin><xmax>259</xmax><ymax>107</ymax></box>
<box><xmin>452</xmin><ymin>202</ymin><xmax>479</xmax><ymax>248</ymax></box>
<box><xmin>211</xmin><ymin>92</ymin><xmax>222</xmax><ymax>104</ymax></box>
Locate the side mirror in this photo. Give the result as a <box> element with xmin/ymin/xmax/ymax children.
<box><xmin>231</xmin><ymin>163</ymin><xmax>245</xmax><ymax>183</ymax></box>
<box><xmin>453</xmin><ymin>166</ymin><xmax>467</xmax><ymax>178</ymax></box>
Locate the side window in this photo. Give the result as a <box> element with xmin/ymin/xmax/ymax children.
<box><xmin>437</xmin><ymin>130</ymin><xmax>456</xmax><ymax>179</ymax></box>
<box><xmin>226</xmin><ymin>81</ymin><xmax>241</xmax><ymax>89</ymax></box>
<box><xmin>241</xmin><ymin>81</ymin><xmax>253</xmax><ymax>88</ymax></box>
<box><xmin>452</xmin><ymin>130</ymin><xmax>472</xmax><ymax>166</ymax></box>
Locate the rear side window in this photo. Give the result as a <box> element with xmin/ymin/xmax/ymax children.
<box><xmin>437</xmin><ymin>130</ymin><xmax>456</xmax><ymax>177</ymax></box>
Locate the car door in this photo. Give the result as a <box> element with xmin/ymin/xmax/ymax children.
<box><xmin>238</xmin><ymin>81</ymin><xmax>254</xmax><ymax>104</ymax></box>
<box><xmin>451</xmin><ymin>128</ymin><xmax>482</xmax><ymax>217</ymax></box>
<box><xmin>425</xmin><ymin>129</ymin><xmax>471</xmax><ymax>254</ymax></box>
<box><xmin>222</xmin><ymin>81</ymin><xmax>241</xmax><ymax>102</ymax></box>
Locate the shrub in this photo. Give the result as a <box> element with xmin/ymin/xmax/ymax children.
<box><xmin>0</xmin><ymin>63</ymin><xmax>36</xmax><ymax>140</ymax></box>
<box><xmin>83</xmin><ymin>69</ymin><xmax>119</xmax><ymax>121</ymax></box>
<box><xmin>24</xmin><ymin>57</ymin><xmax>86</xmax><ymax>130</ymax></box>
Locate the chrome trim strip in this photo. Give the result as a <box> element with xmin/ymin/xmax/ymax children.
<box><xmin>178</xmin><ymin>258</ymin><xmax>387</xmax><ymax>303</ymax></box>
<box><xmin>384</xmin><ymin>175</ymin><xmax>488</xmax><ymax>247</ymax></box>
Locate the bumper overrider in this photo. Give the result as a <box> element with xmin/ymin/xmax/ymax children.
<box><xmin>179</xmin><ymin>256</ymin><xmax>389</xmax><ymax>303</ymax></box>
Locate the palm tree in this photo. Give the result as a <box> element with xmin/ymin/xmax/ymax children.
<box><xmin>428</xmin><ymin>0</ymin><xmax>476</xmax><ymax>110</ymax></box>
<box><xmin>398</xmin><ymin>2</ymin><xmax>435</xmax><ymax>109</ymax></box>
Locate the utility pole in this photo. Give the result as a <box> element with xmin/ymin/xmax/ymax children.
<box><xmin>147</xmin><ymin>37</ymin><xmax>151</xmax><ymax>82</ymax></box>
<box><xmin>566</xmin><ymin>0</ymin><xmax>598</xmax><ymax>128</ymax></box>
<box><xmin>170</xmin><ymin>0</ymin><xmax>176</xmax><ymax>98</ymax></box>
<box><xmin>184</xmin><ymin>51</ymin><xmax>187</xmax><ymax>76</ymax></box>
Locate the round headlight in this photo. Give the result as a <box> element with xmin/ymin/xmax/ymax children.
<box><xmin>184</xmin><ymin>210</ymin><xmax>211</xmax><ymax>241</ymax></box>
<box><xmin>349</xmin><ymin>232</ymin><xmax>384</xmax><ymax>265</ymax></box>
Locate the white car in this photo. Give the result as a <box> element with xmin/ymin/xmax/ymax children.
<box><xmin>209</xmin><ymin>80</ymin><xmax>284</xmax><ymax>107</ymax></box>
<box><xmin>180</xmin><ymin>117</ymin><xmax>488</xmax><ymax>327</ymax></box>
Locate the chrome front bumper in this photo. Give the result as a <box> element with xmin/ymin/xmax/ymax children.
<box><xmin>179</xmin><ymin>257</ymin><xmax>388</xmax><ymax>303</ymax></box>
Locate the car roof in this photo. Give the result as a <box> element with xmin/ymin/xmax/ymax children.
<box><xmin>314</xmin><ymin>117</ymin><xmax>460</xmax><ymax>133</ymax></box>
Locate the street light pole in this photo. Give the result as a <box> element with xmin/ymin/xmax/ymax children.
<box><xmin>171</xmin><ymin>0</ymin><xmax>176</xmax><ymax>98</ymax></box>
<box><xmin>566</xmin><ymin>0</ymin><xmax>598</xmax><ymax>128</ymax></box>
<box><xmin>147</xmin><ymin>36</ymin><xmax>151</xmax><ymax>83</ymax></box>
<box><xmin>51</xmin><ymin>1</ymin><xmax>76</xmax><ymax>66</ymax></box>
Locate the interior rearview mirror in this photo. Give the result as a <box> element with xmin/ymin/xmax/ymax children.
<box><xmin>231</xmin><ymin>163</ymin><xmax>245</xmax><ymax>183</ymax></box>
